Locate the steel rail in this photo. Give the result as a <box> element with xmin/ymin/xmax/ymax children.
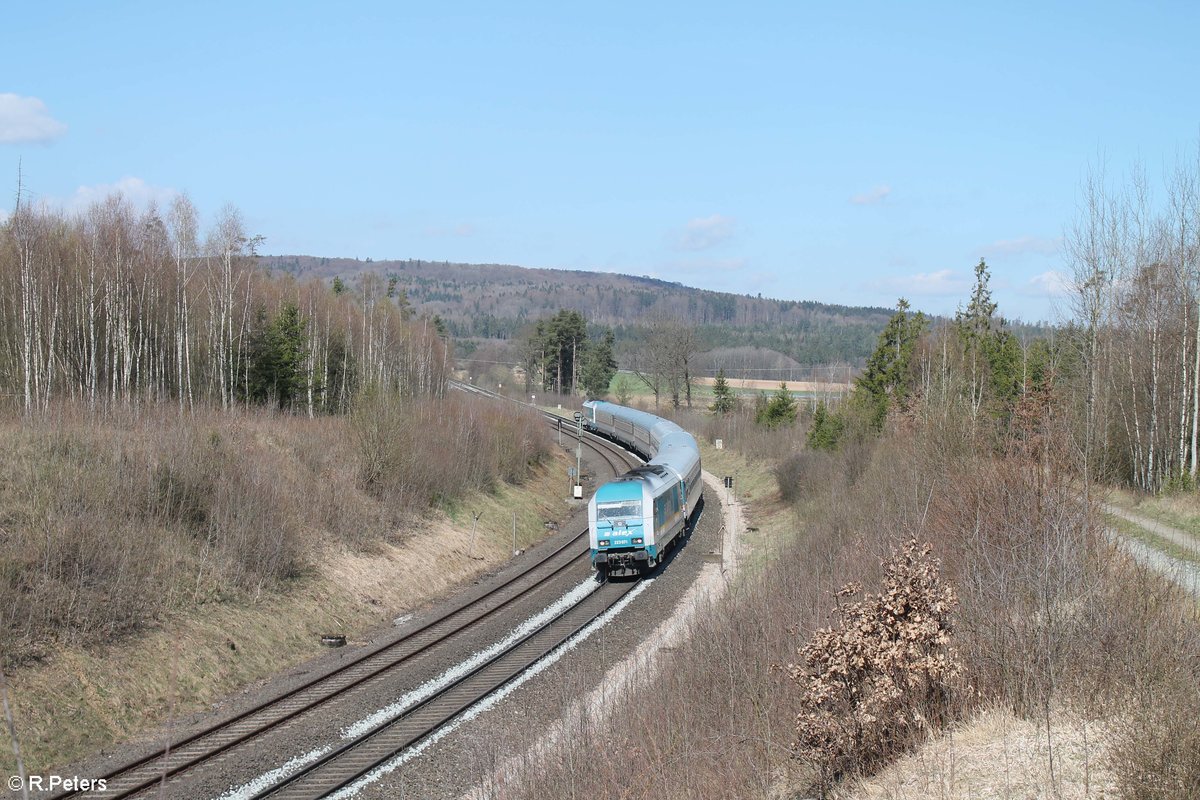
<box><xmin>55</xmin><ymin>389</ymin><xmax>641</xmax><ymax>799</ymax></box>
<box><xmin>62</xmin><ymin>539</ymin><xmax>593</xmax><ymax>800</ymax></box>
<box><xmin>251</xmin><ymin>579</ymin><xmax>639</xmax><ymax>799</ymax></box>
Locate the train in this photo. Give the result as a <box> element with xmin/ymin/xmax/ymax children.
<box><xmin>582</xmin><ymin>401</ymin><xmax>703</xmax><ymax>577</ymax></box>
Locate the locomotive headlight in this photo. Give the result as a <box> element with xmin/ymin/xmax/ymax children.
<box><xmin>598</xmin><ymin>539</ymin><xmax>610</xmax><ymax>547</ymax></box>
<box><xmin>633</xmin><ymin>537</ymin><xmax>643</xmax><ymax>544</ymax></box>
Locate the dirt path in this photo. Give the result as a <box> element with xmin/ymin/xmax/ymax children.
<box><xmin>1103</xmin><ymin>502</ymin><xmax>1200</xmax><ymax>555</ymax></box>
<box><xmin>1103</xmin><ymin>503</ymin><xmax>1200</xmax><ymax>598</ymax></box>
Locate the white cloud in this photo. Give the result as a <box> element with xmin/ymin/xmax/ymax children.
<box><xmin>0</xmin><ymin>94</ymin><xmax>67</xmax><ymax>144</ymax></box>
<box><xmin>69</xmin><ymin>176</ymin><xmax>179</xmax><ymax>212</ymax></box>
<box><xmin>1022</xmin><ymin>270</ymin><xmax>1073</xmax><ymax>297</ymax></box>
<box><xmin>675</xmin><ymin>214</ymin><xmax>736</xmax><ymax>251</ymax></box>
<box><xmin>981</xmin><ymin>235</ymin><xmax>1061</xmax><ymax>258</ymax></box>
<box><xmin>850</xmin><ymin>184</ymin><xmax>891</xmax><ymax>205</ymax></box>
<box><xmin>872</xmin><ymin>268</ymin><xmax>970</xmax><ymax>297</ymax></box>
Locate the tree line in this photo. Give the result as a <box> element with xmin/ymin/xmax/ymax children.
<box><xmin>260</xmin><ymin>254</ymin><xmax>899</xmax><ymax>366</ymax></box>
<box><xmin>0</xmin><ymin>189</ymin><xmax>448</xmax><ymax>415</ymax></box>
<box><xmin>519</xmin><ymin>309</ymin><xmax>617</xmax><ymax>398</ymax></box>
<box><xmin>803</xmin><ymin>259</ymin><xmax>1056</xmax><ymax>453</ymax></box>
<box><xmin>1068</xmin><ymin>153</ymin><xmax>1200</xmax><ymax>491</ymax></box>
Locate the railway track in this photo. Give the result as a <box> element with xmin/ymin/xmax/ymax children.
<box><xmin>55</xmin><ymin>418</ymin><xmax>638</xmax><ymax>800</ymax></box>
<box><xmin>450</xmin><ymin>380</ymin><xmax>641</xmax><ymax>477</ymax></box>
<box><xmin>57</xmin><ymin>540</ymin><xmax>591</xmax><ymax>799</ymax></box>
<box><xmin>250</xmin><ymin>579</ymin><xmax>639</xmax><ymax>799</ymax></box>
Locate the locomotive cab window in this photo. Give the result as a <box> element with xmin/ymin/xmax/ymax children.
<box><xmin>597</xmin><ymin>502</ymin><xmax>641</xmax><ymax>519</ymax></box>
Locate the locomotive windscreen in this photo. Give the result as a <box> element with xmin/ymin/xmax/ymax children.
<box><xmin>597</xmin><ymin>501</ymin><xmax>641</xmax><ymax>519</ymax></box>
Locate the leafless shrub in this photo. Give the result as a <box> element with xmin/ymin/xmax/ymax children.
<box><xmin>790</xmin><ymin>539</ymin><xmax>961</xmax><ymax>794</ymax></box>
<box><xmin>0</xmin><ymin>393</ymin><xmax>550</xmax><ymax>667</ymax></box>
<box><xmin>1108</xmin><ymin>682</ymin><xmax>1200</xmax><ymax>799</ymax></box>
<box><xmin>351</xmin><ymin>391</ymin><xmax>548</xmax><ymax>512</ymax></box>
<box><xmin>774</xmin><ymin>449</ymin><xmax>834</xmax><ymax>503</ymax></box>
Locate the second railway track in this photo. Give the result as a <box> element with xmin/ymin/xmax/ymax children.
<box><xmin>55</xmin><ymin>401</ymin><xmax>640</xmax><ymax>800</ymax></box>
<box><xmin>249</xmin><ymin>578</ymin><xmax>641</xmax><ymax>799</ymax></box>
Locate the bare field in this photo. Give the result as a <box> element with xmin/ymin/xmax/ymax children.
<box><xmin>692</xmin><ymin>375</ymin><xmax>851</xmax><ymax>394</ymax></box>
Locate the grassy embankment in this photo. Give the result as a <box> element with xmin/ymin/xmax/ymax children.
<box><xmin>0</xmin><ymin>395</ymin><xmax>562</xmax><ymax>774</ymax></box>
<box><xmin>503</xmin><ymin>407</ymin><xmax>1200</xmax><ymax>800</ymax></box>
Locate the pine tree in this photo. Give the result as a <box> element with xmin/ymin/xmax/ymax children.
<box><xmin>955</xmin><ymin>260</ymin><xmax>1021</xmax><ymax>417</ymax></box>
<box><xmin>756</xmin><ymin>382</ymin><xmax>798</xmax><ymax>428</ymax></box>
<box><xmin>522</xmin><ymin>309</ymin><xmax>589</xmax><ymax>394</ymax></box>
<box><xmin>853</xmin><ymin>298</ymin><xmax>927</xmax><ymax>430</ymax></box>
<box><xmin>581</xmin><ymin>329</ymin><xmax>618</xmax><ymax>398</ymax></box>
<box><xmin>247</xmin><ymin>302</ymin><xmax>310</xmax><ymax>410</ymax></box>
<box><xmin>807</xmin><ymin>400</ymin><xmax>845</xmax><ymax>450</ymax></box>
<box><xmin>710</xmin><ymin>368</ymin><xmax>737</xmax><ymax>414</ymax></box>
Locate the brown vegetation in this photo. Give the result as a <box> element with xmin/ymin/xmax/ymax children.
<box><xmin>504</xmin><ymin>388</ymin><xmax>1200</xmax><ymax>798</ymax></box>
<box><xmin>0</xmin><ymin>394</ymin><xmax>549</xmax><ymax>669</ymax></box>
<box><xmin>791</xmin><ymin>540</ymin><xmax>962</xmax><ymax>794</ymax></box>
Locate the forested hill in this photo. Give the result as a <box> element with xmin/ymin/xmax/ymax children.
<box><xmin>260</xmin><ymin>255</ymin><xmax>896</xmax><ymax>366</ymax></box>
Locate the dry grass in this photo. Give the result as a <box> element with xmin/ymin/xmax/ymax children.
<box><xmin>0</xmin><ymin>395</ymin><xmax>549</xmax><ymax>667</ymax></box>
<box><xmin>1106</xmin><ymin>487</ymin><xmax>1200</xmax><ymax>541</ymax></box>
<box><xmin>847</xmin><ymin>705</ymin><xmax>1117</xmax><ymax>799</ymax></box>
<box><xmin>0</xmin><ymin>393</ymin><xmax>555</xmax><ymax>771</ymax></box>
<box><xmin>500</xmin><ymin>409</ymin><xmax>1200</xmax><ymax>800</ymax></box>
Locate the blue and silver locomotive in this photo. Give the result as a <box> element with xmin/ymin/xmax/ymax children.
<box><xmin>582</xmin><ymin>401</ymin><xmax>703</xmax><ymax>577</ymax></box>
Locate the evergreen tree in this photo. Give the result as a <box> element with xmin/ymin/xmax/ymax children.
<box><xmin>581</xmin><ymin>329</ymin><xmax>618</xmax><ymax>398</ymax></box>
<box><xmin>756</xmin><ymin>382</ymin><xmax>798</xmax><ymax>428</ymax></box>
<box><xmin>853</xmin><ymin>298</ymin><xmax>927</xmax><ymax>430</ymax></box>
<box><xmin>753</xmin><ymin>390</ymin><xmax>770</xmax><ymax>422</ymax></box>
<box><xmin>247</xmin><ymin>302</ymin><xmax>310</xmax><ymax>410</ymax></box>
<box><xmin>429</xmin><ymin>314</ymin><xmax>448</xmax><ymax>338</ymax></box>
<box><xmin>807</xmin><ymin>400</ymin><xmax>844</xmax><ymax>450</ymax></box>
<box><xmin>323</xmin><ymin>329</ymin><xmax>355</xmax><ymax>413</ymax></box>
<box><xmin>709</xmin><ymin>368</ymin><xmax>737</xmax><ymax>414</ymax></box>
<box><xmin>522</xmin><ymin>309</ymin><xmax>589</xmax><ymax>394</ymax></box>
<box><xmin>955</xmin><ymin>259</ymin><xmax>1022</xmax><ymax>416</ymax></box>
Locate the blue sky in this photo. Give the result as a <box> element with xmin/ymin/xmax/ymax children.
<box><xmin>3</xmin><ymin>1</ymin><xmax>1198</xmax><ymax>323</ymax></box>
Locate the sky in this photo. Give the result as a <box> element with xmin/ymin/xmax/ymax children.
<box><xmin>3</xmin><ymin>1</ymin><xmax>1199</xmax><ymax>323</ymax></box>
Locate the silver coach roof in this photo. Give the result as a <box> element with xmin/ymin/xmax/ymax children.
<box><xmin>585</xmin><ymin>400</ymin><xmax>700</xmax><ymax>484</ymax></box>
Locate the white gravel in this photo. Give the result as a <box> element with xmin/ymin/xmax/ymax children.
<box><xmin>341</xmin><ymin>577</ymin><xmax>600</xmax><ymax>740</ymax></box>
<box><xmin>211</xmin><ymin>576</ymin><xmax>601</xmax><ymax>800</ymax></box>
<box><xmin>327</xmin><ymin>578</ymin><xmax>656</xmax><ymax>799</ymax></box>
<box><xmin>214</xmin><ymin>745</ymin><xmax>331</xmax><ymax>800</ymax></box>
